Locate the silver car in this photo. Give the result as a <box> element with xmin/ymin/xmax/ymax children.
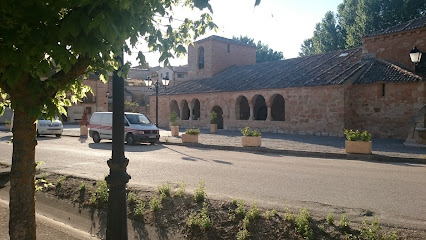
<box><xmin>36</xmin><ymin>117</ymin><xmax>63</xmax><ymax>137</ymax></box>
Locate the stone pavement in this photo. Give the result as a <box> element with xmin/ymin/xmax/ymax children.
<box><xmin>61</xmin><ymin>125</ymin><xmax>426</xmax><ymax>164</ymax></box>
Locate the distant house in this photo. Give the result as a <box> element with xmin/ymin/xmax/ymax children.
<box><xmin>157</xmin><ymin>65</ymin><xmax>188</xmax><ymax>86</ymax></box>
<box><xmin>150</xmin><ymin>17</ymin><xmax>425</xmax><ymax>139</ymax></box>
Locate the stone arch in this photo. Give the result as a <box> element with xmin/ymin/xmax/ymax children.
<box><xmin>170</xmin><ymin>100</ymin><xmax>180</xmax><ymax>118</ymax></box>
<box><xmin>203</xmin><ymin>97</ymin><xmax>230</xmax><ymax>125</ymax></box>
<box><xmin>191</xmin><ymin>98</ymin><xmax>201</xmax><ymax>120</ymax></box>
<box><xmin>211</xmin><ymin>106</ymin><xmax>224</xmax><ymax>129</ymax></box>
<box><xmin>181</xmin><ymin>100</ymin><xmax>190</xmax><ymax>120</ymax></box>
<box><xmin>270</xmin><ymin>94</ymin><xmax>285</xmax><ymax>121</ymax></box>
<box><xmin>198</xmin><ymin>47</ymin><xmax>204</xmax><ymax>69</ymax></box>
<box><xmin>235</xmin><ymin>95</ymin><xmax>250</xmax><ymax>120</ymax></box>
<box><xmin>252</xmin><ymin>95</ymin><xmax>267</xmax><ymax>120</ymax></box>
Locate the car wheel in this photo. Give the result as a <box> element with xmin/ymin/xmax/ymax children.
<box><xmin>126</xmin><ymin>133</ymin><xmax>135</xmax><ymax>145</ymax></box>
<box><xmin>92</xmin><ymin>132</ymin><xmax>101</xmax><ymax>143</ymax></box>
<box><xmin>56</xmin><ymin>134</ymin><xmax>61</xmax><ymax>137</ymax></box>
<box><xmin>36</xmin><ymin>130</ymin><xmax>40</xmax><ymax>137</ymax></box>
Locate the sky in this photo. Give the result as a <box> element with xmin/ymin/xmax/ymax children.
<box><xmin>125</xmin><ymin>0</ymin><xmax>343</xmax><ymax>67</ymax></box>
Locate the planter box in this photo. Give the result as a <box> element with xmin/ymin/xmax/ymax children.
<box><xmin>345</xmin><ymin>140</ymin><xmax>372</xmax><ymax>154</ymax></box>
<box><xmin>241</xmin><ymin>136</ymin><xmax>261</xmax><ymax>147</ymax></box>
<box><xmin>210</xmin><ymin>124</ymin><xmax>217</xmax><ymax>133</ymax></box>
<box><xmin>80</xmin><ymin>126</ymin><xmax>88</xmax><ymax>136</ymax></box>
<box><xmin>182</xmin><ymin>134</ymin><xmax>198</xmax><ymax>143</ymax></box>
<box><xmin>171</xmin><ymin>125</ymin><xmax>179</xmax><ymax>137</ymax></box>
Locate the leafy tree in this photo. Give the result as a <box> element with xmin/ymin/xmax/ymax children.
<box><xmin>300</xmin><ymin>0</ymin><xmax>426</xmax><ymax>55</ymax></box>
<box><xmin>232</xmin><ymin>36</ymin><xmax>284</xmax><ymax>63</ymax></box>
<box><xmin>0</xmin><ymin>0</ymin><xmax>271</xmax><ymax>238</ymax></box>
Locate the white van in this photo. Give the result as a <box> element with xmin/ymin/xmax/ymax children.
<box><xmin>89</xmin><ymin>112</ymin><xmax>160</xmax><ymax>145</ymax></box>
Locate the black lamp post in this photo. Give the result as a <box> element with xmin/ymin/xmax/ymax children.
<box><xmin>409</xmin><ymin>46</ymin><xmax>422</xmax><ymax>71</ymax></box>
<box><xmin>144</xmin><ymin>77</ymin><xmax>170</xmax><ymax>127</ymax></box>
<box><xmin>105</xmin><ymin>53</ymin><xmax>131</xmax><ymax>240</ymax></box>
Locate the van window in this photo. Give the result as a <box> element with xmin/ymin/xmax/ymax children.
<box><xmin>125</xmin><ymin>114</ymin><xmax>150</xmax><ymax>124</ymax></box>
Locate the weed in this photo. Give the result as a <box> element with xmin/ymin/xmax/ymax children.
<box><xmin>339</xmin><ymin>214</ymin><xmax>351</xmax><ymax>232</ymax></box>
<box><xmin>228</xmin><ymin>209</ymin><xmax>236</xmax><ymax>222</ymax></box>
<box><xmin>187</xmin><ymin>202</ymin><xmax>211</xmax><ymax>230</ymax></box>
<box><xmin>134</xmin><ymin>200</ymin><xmax>146</xmax><ymax>217</ymax></box>
<box><xmin>39</xmin><ymin>173</ymin><xmax>48</xmax><ymax>180</ymax></box>
<box><xmin>35</xmin><ymin>178</ymin><xmax>52</xmax><ymax>192</ymax></box>
<box><xmin>55</xmin><ymin>175</ymin><xmax>68</xmax><ymax>189</ymax></box>
<box><xmin>246</xmin><ymin>202</ymin><xmax>260</xmax><ymax>220</ymax></box>
<box><xmin>284</xmin><ymin>206</ymin><xmax>294</xmax><ymax>223</ymax></box>
<box><xmin>231</xmin><ymin>198</ymin><xmax>237</xmax><ymax>205</ymax></box>
<box><xmin>149</xmin><ymin>195</ymin><xmax>161</xmax><ymax>211</ymax></box>
<box><xmin>235</xmin><ymin>200</ymin><xmax>246</xmax><ymax>217</ymax></box>
<box><xmin>159</xmin><ymin>192</ymin><xmax>167</xmax><ymax>203</ymax></box>
<box><xmin>175</xmin><ymin>181</ymin><xmax>187</xmax><ymax>197</ymax></box>
<box><xmin>242</xmin><ymin>216</ymin><xmax>250</xmax><ymax>229</ymax></box>
<box><xmin>127</xmin><ymin>192</ymin><xmax>137</xmax><ymax>205</ymax></box>
<box><xmin>295</xmin><ymin>208</ymin><xmax>313</xmax><ymax>240</ymax></box>
<box><xmin>236</xmin><ymin>228</ymin><xmax>250</xmax><ymax>240</ymax></box>
<box><xmin>327</xmin><ymin>213</ymin><xmax>335</xmax><ymax>225</ymax></box>
<box><xmin>265</xmin><ymin>209</ymin><xmax>278</xmax><ymax>220</ymax></box>
<box><xmin>157</xmin><ymin>183</ymin><xmax>171</xmax><ymax>197</ymax></box>
<box><xmin>194</xmin><ymin>180</ymin><xmax>206</xmax><ymax>202</ymax></box>
<box><xmin>89</xmin><ymin>180</ymin><xmax>109</xmax><ymax>207</ymax></box>
<box><xmin>79</xmin><ymin>183</ymin><xmax>86</xmax><ymax>192</ymax></box>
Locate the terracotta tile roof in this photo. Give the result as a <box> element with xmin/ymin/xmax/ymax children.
<box><xmin>162</xmin><ymin>48</ymin><xmax>363</xmax><ymax>95</ymax></box>
<box><xmin>364</xmin><ymin>16</ymin><xmax>426</xmax><ymax>38</ymax></box>
<box><xmin>354</xmin><ymin>59</ymin><xmax>423</xmax><ymax>84</ymax></box>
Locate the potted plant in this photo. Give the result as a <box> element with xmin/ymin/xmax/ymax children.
<box><xmin>241</xmin><ymin>127</ymin><xmax>261</xmax><ymax>147</ymax></box>
<box><xmin>5</xmin><ymin>120</ymin><xmax>11</xmax><ymax>131</ymax></box>
<box><xmin>170</xmin><ymin>111</ymin><xmax>179</xmax><ymax>137</ymax></box>
<box><xmin>210</xmin><ymin>111</ymin><xmax>218</xmax><ymax>133</ymax></box>
<box><xmin>79</xmin><ymin>109</ymin><xmax>89</xmax><ymax>137</ymax></box>
<box><xmin>344</xmin><ymin>129</ymin><xmax>372</xmax><ymax>154</ymax></box>
<box><xmin>182</xmin><ymin>128</ymin><xmax>200</xmax><ymax>143</ymax></box>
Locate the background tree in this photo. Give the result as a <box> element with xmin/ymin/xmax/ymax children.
<box><xmin>232</xmin><ymin>36</ymin><xmax>284</xmax><ymax>63</ymax></box>
<box><xmin>300</xmin><ymin>0</ymin><xmax>426</xmax><ymax>56</ymax></box>
<box><xmin>0</xmin><ymin>0</ymin><xmax>253</xmax><ymax>238</ymax></box>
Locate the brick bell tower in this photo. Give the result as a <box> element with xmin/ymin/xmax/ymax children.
<box><xmin>187</xmin><ymin>35</ymin><xmax>256</xmax><ymax>80</ymax></box>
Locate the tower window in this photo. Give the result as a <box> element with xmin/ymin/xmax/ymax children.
<box><xmin>382</xmin><ymin>84</ymin><xmax>385</xmax><ymax>97</ymax></box>
<box><xmin>198</xmin><ymin>47</ymin><xmax>204</xmax><ymax>69</ymax></box>
<box><xmin>227</xmin><ymin>44</ymin><xmax>230</xmax><ymax>53</ymax></box>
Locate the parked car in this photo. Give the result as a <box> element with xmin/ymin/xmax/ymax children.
<box><xmin>89</xmin><ymin>112</ymin><xmax>160</xmax><ymax>145</ymax></box>
<box><xmin>36</xmin><ymin>117</ymin><xmax>63</xmax><ymax>137</ymax></box>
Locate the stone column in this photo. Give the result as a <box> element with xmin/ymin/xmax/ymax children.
<box><xmin>249</xmin><ymin>103</ymin><xmax>254</xmax><ymax>120</ymax></box>
<box><xmin>266</xmin><ymin>102</ymin><xmax>272</xmax><ymax>121</ymax></box>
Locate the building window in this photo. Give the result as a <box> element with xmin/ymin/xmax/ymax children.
<box><xmin>86</xmin><ymin>107</ymin><xmax>92</xmax><ymax>115</ymax></box>
<box><xmin>198</xmin><ymin>47</ymin><xmax>204</xmax><ymax>69</ymax></box>
<box><xmin>382</xmin><ymin>84</ymin><xmax>385</xmax><ymax>97</ymax></box>
<box><xmin>83</xmin><ymin>92</ymin><xmax>95</xmax><ymax>103</ymax></box>
<box><xmin>177</xmin><ymin>73</ymin><xmax>184</xmax><ymax>78</ymax></box>
<box><xmin>227</xmin><ymin>44</ymin><xmax>230</xmax><ymax>53</ymax></box>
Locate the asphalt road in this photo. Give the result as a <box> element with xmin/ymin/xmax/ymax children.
<box><xmin>0</xmin><ymin>132</ymin><xmax>425</xmax><ymax>229</ymax></box>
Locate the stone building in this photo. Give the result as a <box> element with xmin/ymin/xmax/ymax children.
<box><xmin>151</xmin><ymin>17</ymin><xmax>425</xmax><ymax>139</ymax></box>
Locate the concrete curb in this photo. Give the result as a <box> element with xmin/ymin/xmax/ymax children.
<box><xmin>161</xmin><ymin>141</ymin><xmax>426</xmax><ymax>165</ymax></box>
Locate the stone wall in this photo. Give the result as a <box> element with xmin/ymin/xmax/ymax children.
<box><xmin>362</xmin><ymin>28</ymin><xmax>426</xmax><ymax>71</ymax></box>
<box><xmin>348</xmin><ymin>81</ymin><xmax>424</xmax><ymax>139</ymax></box>
<box><xmin>153</xmin><ymin>85</ymin><xmax>346</xmax><ymax>137</ymax></box>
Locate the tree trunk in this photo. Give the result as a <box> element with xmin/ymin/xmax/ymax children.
<box><xmin>9</xmin><ymin>109</ymin><xmax>37</xmax><ymax>240</ymax></box>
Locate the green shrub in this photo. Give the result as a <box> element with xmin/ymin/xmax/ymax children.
<box><xmin>241</xmin><ymin>127</ymin><xmax>261</xmax><ymax>137</ymax></box>
<box><xmin>246</xmin><ymin>202</ymin><xmax>260</xmax><ymax>220</ymax></box>
<box><xmin>127</xmin><ymin>192</ymin><xmax>138</xmax><ymax>204</ymax></box>
<box><xmin>265</xmin><ymin>209</ymin><xmax>277</xmax><ymax>220</ymax></box>
<box><xmin>235</xmin><ymin>200</ymin><xmax>246</xmax><ymax>216</ymax></box>
<box><xmin>295</xmin><ymin>208</ymin><xmax>313</xmax><ymax>240</ymax></box>
<box><xmin>344</xmin><ymin>129</ymin><xmax>360</xmax><ymax>141</ymax></box>
<box><xmin>194</xmin><ymin>180</ymin><xmax>206</xmax><ymax>202</ymax></box>
<box><xmin>175</xmin><ymin>180</ymin><xmax>187</xmax><ymax>197</ymax></box>
<box><xmin>186</xmin><ymin>202</ymin><xmax>211</xmax><ymax>230</ymax></box>
<box><xmin>149</xmin><ymin>195</ymin><xmax>161</xmax><ymax>211</ymax></box>
<box><xmin>79</xmin><ymin>183</ymin><xmax>86</xmax><ymax>192</ymax></box>
<box><xmin>89</xmin><ymin>180</ymin><xmax>109</xmax><ymax>207</ymax></box>
<box><xmin>210</xmin><ymin>111</ymin><xmax>218</xmax><ymax>124</ymax></box>
<box><xmin>157</xmin><ymin>183</ymin><xmax>171</xmax><ymax>197</ymax></box>
<box><xmin>339</xmin><ymin>214</ymin><xmax>351</xmax><ymax>232</ymax></box>
<box><xmin>56</xmin><ymin>175</ymin><xmax>68</xmax><ymax>189</ymax></box>
<box><xmin>134</xmin><ymin>200</ymin><xmax>146</xmax><ymax>217</ymax></box>
<box><xmin>236</xmin><ymin>229</ymin><xmax>250</xmax><ymax>240</ymax></box>
<box><xmin>185</xmin><ymin>128</ymin><xmax>200</xmax><ymax>135</ymax></box>
<box><xmin>169</xmin><ymin>111</ymin><xmax>179</xmax><ymax>126</ymax></box>
<box><xmin>327</xmin><ymin>213</ymin><xmax>334</xmax><ymax>225</ymax></box>
<box><xmin>360</xmin><ymin>131</ymin><xmax>372</xmax><ymax>142</ymax></box>
<box><xmin>284</xmin><ymin>206</ymin><xmax>294</xmax><ymax>223</ymax></box>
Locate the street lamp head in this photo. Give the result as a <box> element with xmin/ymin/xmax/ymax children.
<box><xmin>409</xmin><ymin>46</ymin><xmax>422</xmax><ymax>64</ymax></box>
<box><xmin>144</xmin><ymin>77</ymin><xmax>152</xmax><ymax>87</ymax></box>
<box><xmin>162</xmin><ymin>78</ymin><xmax>170</xmax><ymax>86</ymax></box>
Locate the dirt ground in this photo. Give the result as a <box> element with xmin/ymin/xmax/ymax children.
<box><xmin>33</xmin><ymin>170</ymin><xmax>425</xmax><ymax>240</ymax></box>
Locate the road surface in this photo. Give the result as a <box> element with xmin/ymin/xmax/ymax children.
<box><xmin>0</xmin><ymin>132</ymin><xmax>425</xmax><ymax>229</ymax></box>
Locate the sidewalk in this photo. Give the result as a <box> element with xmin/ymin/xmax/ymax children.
<box><xmin>62</xmin><ymin>126</ymin><xmax>426</xmax><ymax>164</ymax></box>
